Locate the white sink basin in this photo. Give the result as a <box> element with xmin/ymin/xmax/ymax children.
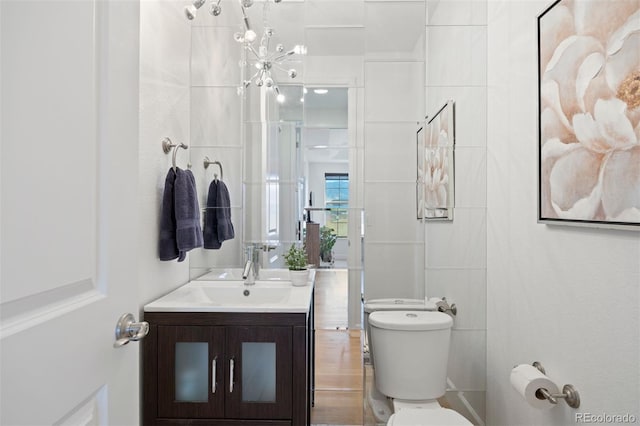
<box><xmin>144</xmin><ymin>273</ymin><xmax>315</xmax><ymax>313</ymax></box>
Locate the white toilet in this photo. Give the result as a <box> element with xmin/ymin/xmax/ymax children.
<box><xmin>363</xmin><ymin>298</ymin><xmax>438</xmax><ymax>365</ymax></box>
<box><xmin>368</xmin><ymin>310</ymin><xmax>472</xmax><ymax>426</ymax></box>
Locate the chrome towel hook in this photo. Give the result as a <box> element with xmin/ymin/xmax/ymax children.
<box><xmin>162</xmin><ymin>137</ymin><xmax>188</xmax><ymax>171</ymax></box>
<box><xmin>204</xmin><ymin>156</ymin><xmax>224</xmax><ymax>181</ymax></box>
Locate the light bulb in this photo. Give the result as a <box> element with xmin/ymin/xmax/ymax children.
<box><xmin>256</xmin><ymin>79</ymin><xmax>264</xmax><ymax>87</ymax></box>
<box><xmin>210</xmin><ymin>3</ymin><xmax>222</xmax><ymax>16</ymax></box>
<box><xmin>244</xmin><ymin>30</ymin><xmax>257</xmax><ymax>43</ymax></box>
<box><xmin>233</xmin><ymin>32</ymin><xmax>244</xmax><ymax>43</ymax></box>
<box><xmin>276</xmin><ymin>44</ymin><xmax>284</xmax><ymax>53</ymax></box>
<box><xmin>193</xmin><ymin>0</ymin><xmax>206</xmax><ymax>8</ymax></box>
<box><xmin>184</xmin><ymin>5</ymin><xmax>197</xmax><ymax>20</ymax></box>
<box><xmin>265</xmin><ymin>27</ymin><xmax>274</xmax><ymax>37</ymax></box>
<box><xmin>242</xmin><ymin>0</ymin><xmax>254</xmax><ymax>7</ymax></box>
<box><xmin>293</xmin><ymin>45</ymin><xmax>307</xmax><ymax>55</ymax></box>
<box><xmin>277</xmin><ymin>93</ymin><xmax>285</xmax><ymax>103</ymax></box>
<box><xmin>264</xmin><ymin>77</ymin><xmax>274</xmax><ymax>88</ymax></box>
<box><xmin>288</xmin><ymin>69</ymin><xmax>297</xmax><ymax>79</ymax></box>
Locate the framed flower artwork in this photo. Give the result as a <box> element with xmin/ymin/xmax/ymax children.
<box><xmin>418</xmin><ymin>100</ymin><xmax>455</xmax><ymax>221</ymax></box>
<box><xmin>537</xmin><ymin>0</ymin><xmax>640</xmax><ymax>229</ymax></box>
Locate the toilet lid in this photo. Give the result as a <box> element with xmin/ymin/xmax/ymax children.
<box><xmin>364</xmin><ymin>298</ymin><xmax>437</xmax><ymax>313</ymax></box>
<box><xmin>388</xmin><ymin>408</ymin><xmax>472</xmax><ymax>426</ymax></box>
<box><xmin>369</xmin><ymin>310</ymin><xmax>452</xmax><ymax>331</ymax></box>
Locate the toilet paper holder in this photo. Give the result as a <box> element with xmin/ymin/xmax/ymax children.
<box><xmin>530</xmin><ymin>362</ymin><xmax>581</xmax><ymax>408</ymax></box>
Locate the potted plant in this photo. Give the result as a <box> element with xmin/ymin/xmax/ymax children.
<box><xmin>320</xmin><ymin>226</ymin><xmax>337</xmax><ymax>263</ymax></box>
<box><xmin>283</xmin><ymin>244</ymin><xmax>309</xmax><ymax>286</ymax></box>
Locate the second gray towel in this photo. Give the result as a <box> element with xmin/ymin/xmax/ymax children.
<box><xmin>203</xmin><ymin>179</ymin><xmax>235</xmax><ymax>249</ymax></box>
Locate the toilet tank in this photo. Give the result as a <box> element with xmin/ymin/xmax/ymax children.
<box><xmin>369</xmin><ymin>311</ymin><xmax>453</xmax><ymax>400</ymax></box>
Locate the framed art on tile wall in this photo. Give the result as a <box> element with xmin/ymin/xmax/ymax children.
<box><xmin>422</xmin><ymin>100</ymin><xmax>455</xmax><ymax>221</ymax></box>
<box><xmin>537</xmin><ymin>0</ymin><xmax>640</xmax><ymax>230</ymax></box>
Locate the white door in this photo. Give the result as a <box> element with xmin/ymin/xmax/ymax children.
<box><xmin>1</xmin><ymin>1</ymin><xmax>142</xmax><ymax>425</ymax></box>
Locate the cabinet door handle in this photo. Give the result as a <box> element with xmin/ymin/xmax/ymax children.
<box><xmin>229</xmin><ymin>358</ymin><xmax>235</xmax><ymax>393</ymax></box>
<box><xmin>211</xmin><ymin>356</ymin><xmax>217</xmax><ymax>394</ymax></box>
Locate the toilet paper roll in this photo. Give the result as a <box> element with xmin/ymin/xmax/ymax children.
<box><xmin>510</xmin><ymin>364</ymin><xmax>560</xmax><ymax>409</ymax></box>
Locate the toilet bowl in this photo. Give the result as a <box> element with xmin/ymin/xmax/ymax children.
<box><xmin>368</xmin><ymin>310</ymin><xmax>472</xmax><ymax>426</ymax></box>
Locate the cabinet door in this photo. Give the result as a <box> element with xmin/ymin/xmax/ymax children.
<box><xmin>225</xmin><ymin>326</ymin><xmax>293</xmax><ymax>419</ymax></box>
<box><xmin>157</xmin><ymin>326</ymin><xmax>225</xmax><ymax>418</ymax></box>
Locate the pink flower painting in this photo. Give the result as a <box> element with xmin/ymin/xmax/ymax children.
<box><xmin>538</xmin><ymin>0</ymin><xmax>640</xmax><ymax>228</ymax></box>
<box><xmin>417</xmin><ymin>100</ymin><xmax>455</xmax><ymax>220</ymax></box>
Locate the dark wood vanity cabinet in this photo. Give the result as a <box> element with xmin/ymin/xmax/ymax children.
<box><xmin>143</xmin><ymin>312</ymin><xmax>312</xmax><ymax>426</ymax></box>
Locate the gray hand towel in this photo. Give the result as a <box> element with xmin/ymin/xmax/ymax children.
<box><xmin>203</xmin><ymin>179</ymin><xmax>235</xmax><ymax>249</ymax></box>
<box><xmin>216</xmin><ymin>180</ymin><xmax>235</xmax><ymax>242</ymax></box>
<box><xmin>203</xmin><ymin>181</ymin><xmax>220</xmax><ymax>249</ymax></box>
<box><xmin>159</xmin><ymin>168</ymin><xmax>179</xmax><ymax>261</ymax></box>
<box><xmin>174</xmin><ymin>168</ymin><xmax>204</xmax><ymax>261</ymax></box>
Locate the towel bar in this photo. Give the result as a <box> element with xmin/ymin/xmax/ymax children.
<box><xmin>204</xmin><ymin>156</ymin><xmax>224</xmax><ymax>181</ymax></box>
<box><xmin>162</xmin><ymin>137</ymin><xmax>188</xmax><ymax>171</ymax></box>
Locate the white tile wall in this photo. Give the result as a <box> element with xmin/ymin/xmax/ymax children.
<box><xmin>424</xmin><ymin>2</ymin><xmax>488</xmax><ymax>419</ymax></box>
<box><xmin>304</xmin><ymin>0</ymin><xmax>365</xmax><ymax>27</ymax></box>
<box><xmin>364</xmin><ymin>123</ymin><xmax>418</xmax><ymax>182</ymax></box>
<box><xmin>364</xmin><ymin>182</ymin><xmax>423</xmax><ymax>242</ymax></box>
<box><xmin>448</xmin><ymin>330</ymin><xmax>486</xmax><ymax>391</ymax></box>
<box><xmin>453</xmin><ymin>147</ymin><xmax>487</xmax><ymax>208</ymax></box>
<box><xmin>426</xmin><ymin>268</ymin><xmax>486</xmax><ymax>330</ymax></box>
<box><xmin>426</xmin><ymin>208</ymin><xmax>487</xmax><ymax>269</ymax></box>
<box><xmin>427</xmin><ymin>0</ymin><xmax>488</xmax><ymax>26</ymax></box>
<box><xmin>363</xmin><ymin>242</ymin><xmax>425</xmax><ymax>300</ymax></box>
<box><xmin>140</xmin><ymin>0</ymin><xmax>191</xmax><ymax>87</ymax></box>
<box><xmin>426</xmin><ymin>25</ymin><xmax>487</xmax><ymax>86</ymax></box>
<box><xmin>365</xmin><ymin>1</ymin><xmax>426</xmax><ymax>61</ymax></box>
<box><xmin>191</xmin><ymin>87</ymin><xmax>242</xmax><ymax>146</ymax></box>
<box><xmin>303</xmin><ymin>55</ymin><xmax>365</xmax><ymax>87</ymax></box>
<box><xmin>191</xmin><ymin>26</ymin><xmax>242</xmax><ymax>87</ymax></box>
<box><xmin>364</xmin><ymin>61</ymin><xmax>425</xmax><ymax>122</ymax></box>
<box><xmin>139</xmin><ymin>0</ymin><xmax>192</xmax><ymax>305</ymax></box>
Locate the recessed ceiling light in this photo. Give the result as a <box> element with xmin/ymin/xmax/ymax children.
<box><xmin>312</xmin><ymin>145</ymin><xmax>329</xmax><ymax>149</ymax></box>
<box><xmin>313</xmin><ymin>89</ymin><xmax>328</xmax><ymax>95</ymax></box>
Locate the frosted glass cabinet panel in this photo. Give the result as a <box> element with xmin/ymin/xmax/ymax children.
<box><xmin>226</xmin><ymin>326</ymin><xmax>292</xmax><ymax>419</ymax></box>
<box><xmin>175</xmin><ymin>342</ymin><xmax>208</xmax><ymax>402</ymax></box>
<box><xmin>157</xmin><ymin>326</ymin><xmax>225</xmax><ymax>419</ymax></box>
<box><xmin>242</xmin><ymin>342</ymin><xmax>276</xmax><ymax>402</ymax></box>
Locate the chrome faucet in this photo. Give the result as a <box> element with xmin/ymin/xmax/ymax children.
<box><xmin>242</xmin><ymin>260</ymin><xmax>255</xmax><ymax>285</ymax></box>
<box><xmin>243</xmin><ymin>244</ymin><xmax>261</xmax><ymax>284</ymax></box>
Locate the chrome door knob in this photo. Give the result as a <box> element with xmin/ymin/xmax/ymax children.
<box><xmin>114</xmin><ymin>313</ymin><xmax>149</xmax><ymax>348</ymax></box>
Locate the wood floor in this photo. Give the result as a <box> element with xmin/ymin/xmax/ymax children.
<box><xmin>311</xmin><ymin>269</ymin><xmax>363</xmax><ymax>426</ymax></box>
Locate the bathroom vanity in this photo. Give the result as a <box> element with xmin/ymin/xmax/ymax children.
<box><xmin>142</xmin><ymin>274</ymin><xmax>315</xmax><ymax>426</ymax></box>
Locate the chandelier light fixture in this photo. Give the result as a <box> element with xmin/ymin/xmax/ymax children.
<box><xmin>236</xmin><ymin>4</ymin><xmax>306</xmax><ymax>103</ymax></box>
<box><xmin>184</xmin><ymin>0</ymin><xmax>281</xmax><ymax>21</ymax></box>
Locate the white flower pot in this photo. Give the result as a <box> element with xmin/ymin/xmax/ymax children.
<box><xmin>289</xmin><ymin>269</ymin><xmax>309</xmax><ymax>287</ymax></box>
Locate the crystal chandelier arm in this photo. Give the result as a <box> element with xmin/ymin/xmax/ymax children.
<box><xmin>272</xmin><ymin>50</ymin><xmax>297</xmax><ymax>62</ymax></box>
<box><xmin>246</xmin><ymin>44</ymin><xmax>260</xmax><ymax>58</ymax></box>
<box><xmin>240</xmin><ymin>4</ymin><xmax>252</xmax><ymax>32</ymax></box>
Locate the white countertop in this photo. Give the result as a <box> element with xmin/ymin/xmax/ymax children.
<box><xmin>144</xmin><ymin>269</ymin><xmax>315</xmax><ymax>314</ymax></box>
